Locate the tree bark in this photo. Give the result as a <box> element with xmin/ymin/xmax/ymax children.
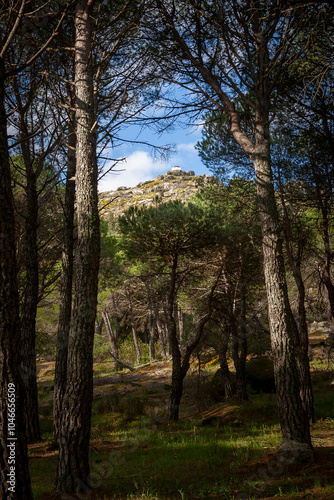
<box><xmin>178</xmin><ymin>306</ymin><xmax>186</xmax><ymax>342</ymax></box>
<box><xmin>20</xmin><ymin>168</ymin><xmax>41</xmax><ymax>443</ymax></box>
<box><xmin>102</xmin><ymin>309</ymin><xmax>119</xmax><ymax>369</ymax></box>
<box><xmin>0</xmin><ymin>58</ymin><xmax>33</xmax><ymax>499</ymax></box>
<box><xmin>147</xmin><ymin>284</ymin><xmax>158</xmax><ymax>362</ymax></box>
<box><xmin>168</xmin><ymin>260</ymin><xmax>183</xmax><ymax>420</ymax></box>
<box><xmin>95</xmin><ymin>317</ymin><xmax>103</xmax><ymax>336</ymax></box>
<box><xmin>154</xmin><ymin>304</ymin><xmax>167</xmax><ymax>359</ymax></box>
<box><xmin>217</xmin><ymin>329</ymin><xmax>233</xmax><ymax>400</ymax></box>
<box><xmin>53</xmin><ymin>104</ymin><xmax>76</xmax><ymax>441</ymax></box>
<box><xmin>164</xmin><ymin>301</ymin><xmax>172</xmax><ymax>356</ymax></box>
<box><xmin>173</xmin><ymin>300</ymin><xmax>180</xmax><ymax>341</ymax></box>
<box><xmin>254</xmin><ymin>149</ymin><xmax>311</xmax><ymax>449</ymax></box>
<box><xmin>247</xmin><ymin>8</ymin><xmax>312</xmax><ymax>457</ymax></box>
<box><xmin>56</xmin><ymin>0</ymin><xmax>100</xmax><ymax>493</ymax></box>
<box><xmin>112</xmin><ymin>295</ymin><xmax>120</xmax><ymax>342</ymax></box>
<box><xmin>231</xmin><ymin>297</ymin><xmax>248</xmax><ymax>403</ymax></box>
<box><xmin>128</xmin><ymin>293</ymin><xmax>141</xmax><ymax>364</ymax></box>
<box><xmin>148</xmin><ymin>309</ymin><xmax>156</xmax><ymax>362</ymax></box>
<box><xmin>280</xmin><ymin>188</ymin><xmax>314</xmax><ymax>422</ymax></box>
<box><xmin>12</xmin><ymin>75</ymin><xmax>41</xmax><ymax>443</ymax></box>
<box><xmin>168</xmin><ymin>334</ymin><xmax>184</xmax><ymax>421</ymax></box>
<box><xmin>168</xmin><ymin>261</ymin><xmax>220</xmax><ymax>420</ymax></box>
<box><xmin>238</xmin><ymin>277</ymin><xmax>248</xmax><ymax>401</ymax></box>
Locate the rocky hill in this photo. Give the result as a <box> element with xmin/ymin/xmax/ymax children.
<box><xmin>98</xmin><ymin>167</ymin><xmax>212</xmax><ymax>219</ymax></box>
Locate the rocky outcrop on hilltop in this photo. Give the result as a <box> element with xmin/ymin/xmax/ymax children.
<box><xmin>99</xmin><ymin>168</ymin><xmax>212</xmax><ymax>219</ymax></box>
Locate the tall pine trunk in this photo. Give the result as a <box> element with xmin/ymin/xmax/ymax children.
<box><xmin>280</xmin><ymin>190</ymin><xmax>314</xmax><ymax>422</ymax></box>
<box><xmin>168</xmin><ymin>260</ymin><xmax>183</xmax><ymax>420</ymax></box>
<box><xmin>0</xmin><ymin>59</ymin><xmax>33</xmax><ymax>499</ymax></box>
<box><xmin>20</xmin><ymin>170</ymin><xmax>41</xmax><ymax>443</ymax></box>
<box><xmin>155</xmin><ymin>310</ymin><xmax>167</xmax><ymax>359</ymax></box>
<box><xmin>236</xmin><ymin>276</ymin><xmax>248</xmax><ymax>402</ymax></box>
<box><xmin>128</xmin><ymin>293</ymin><xmax>141</xmax><ymax>364</ymax></box>
<box><xmin>53</xmin><ymin>105</ymin><xmax>76</xmax><ymax>441</ymax></box>
<box><xmin>253</xmin><ymin>145</ymin><xmax>312</xmax><ymax>455</ymax></box>
<box><xmin>168</xmin><ymin>329</ymin><xmax>184</xmax><ymax>421</ymax></box>
<box><xmin>102</xmin><ymin>310</ymin><xmax>119</xmax><ymax>368</ymax></box>
<box><xmin>13</xmin><ymin>74</ymin><xmax>41</xmax><ymax>443</ymax></box>
<box><xmin>217</xmin><ymin>328</ymin><xmax>233</xmax><ymax>400</ymax></box>
<box><xmin>247</xmin><ymin>9</ymin><xmax>311</xmax><ymax>459</ymax></box>
<box><xmin>56</xmin><ymin>0</ymin><xmax>100</xmax><ymax>492</ymax></box>
<box><xmin>294</xmin><ymin>269</ymin><xmax>315</xmax><ymax>423</ymax></box>
<box><xmin>164</xmin><ymin>301</ymin><xmax>172</xmax><ymax>356</ymax></box>
<box><xmin>231</xmin><ymin>316</ymin><xmax>248</xmax><ymax>403</ymax></box>
<box><xmin>148</xmin><ymin>309</ymin><xmax>156</xmax><ymax>362</ymax></box>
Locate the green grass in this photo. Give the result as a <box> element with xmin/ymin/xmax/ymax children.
<box><xmin>87</xmin><ymin>423</ymin><xmax>264</xmax><ymax>499</ymax></box>
<box><xmin>31</xmin><ymin>359</ymin><xmax>334</xmax><ymax>499</ymax></box>
<box><xmin>31</xmin><ymin>414</ymin><xmax>334</xmax><ymax>499</ymax></box>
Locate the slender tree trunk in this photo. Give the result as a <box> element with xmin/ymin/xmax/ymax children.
<box><xmin>280</xmin><ymin>191</ymin><xmax>314</xmax><ymax>423</ymax></box>
<box><xmin>217</xmin><ymin>329</ymin><xmax>233</xmax><ymax>400</ymax></box>
<box><xmin>156</xmin><ymin>311</ymin><xmax>167</xmax><ymax>359</ymax></box>
<box><xmin>164</xmin><ymin>301</ymin><xmax>172</xmax><ymax>356</ymax></box>
<box><xmin>128</xmin><ymin>293</ymin><xmax>141</xmax><ymax>364</ymax></box>
<box><xmin>231</xmin><ymin>285</ymin><xmax>248</xmax><ymax>403</ymax></box>
<box><xmin>13</xmin><ymin>74</ymin><xmax>42</xmax><ymax>443</ymax></box>
<box><xmin>168</xmin><ymin>262</ymin><xmax>219</xmax><ymax>420</ymax></box>
<box><xmin>20</xmin><ymin>168</ymin><xmax>41</xmax><ymax>443</ymax></box>
<box><xmin>95</xmin><ymin>317</ymin><xmax>103</xmax><ymax>336</ymax></box>
<box><xmin>53</xmin><ymin>106</ymin><xmax>76</xmax><ymax>441</ymax></box>
<box><xmin>147</xmin><ymin>286</ymin><xmax>157</xmax><ymax>362</ymax></box>
<box><xmin>169</xmin><ymin>335</ymin><xmax>184</xmax><ymax>420</ymax></box>
<box><xmin>254</xmin><ymin>149</ymin><xmax>312</xmax><ymax>453</ymax></box>
<box><xmin>111</xmin><ymin>295</ymin><xmax>119</xmax><ymax>342</ymax></box>
<box><xmin>148</xmin><ymin>309</ymin><xmax>156</xmax><ymax>362</ymax></box>
<box><xmin>11</xmin><ymin>74</ymin><xmax>44</xmax><ymax>443</ymax></box>
<box><xmin>56</xmin><ymin>0</ymin><xmax>100</xmax><ymax>493</ymax></box>
<box><xmin>237</xmin><ymin>277</ymin><xmax>248</xmax><ymax>401</ymax></box>
<box><xmin>179</xmin><ymin>307</ymin><xmax>186</xmax><ymax>342</ymax></box>
<box><xmin>102</xmin><ymin>310</ymin><xmax>133</xmax><ymax>371</ymax></box>
<box><xmin>294</xmin><ymin>272</ymin><xmax>315</xmax><ymax>423</ymax></box>
<box><xmin>147</xmin><ymin>284</ymin><xmax>158</xmax><ymax>361</ymax></box>
<box><xmin>102</xmin><ymin>310</ymin><xmax>119</xmax><ymax>369</ymax></box>
<box><xmin>173</xmin><ymin>300</ymin><xmax>180</xmax><ymax>341</ymax></box>
<box><xmin>249</xmin><ymin>13</ymin><xmax>312</xmax><ymax>458</ymax></box>
<box><xmin>168</xmin><ymin>260</ymin><xmax>183</xmax><ymax>420</ymax></box>
<box><xmin>0</xmin><ymin>59</ymin><xmax>33</xmax><ymax>499</ymax></box>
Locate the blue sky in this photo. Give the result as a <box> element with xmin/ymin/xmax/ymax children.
<box><xmin>98</xmin><ymin>123</ymin><xmax>212</xmax><ymax>192</ymax></box>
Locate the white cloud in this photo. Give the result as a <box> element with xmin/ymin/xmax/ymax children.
<box><xmin>98</xmin><ymin>151</ymin><xmax>168</xmax><ymax>192</ymax></box>
<box><xmin>177</xmin><ymin>142</ymin><xmax>197</xmax><ymax>153</ymax></box>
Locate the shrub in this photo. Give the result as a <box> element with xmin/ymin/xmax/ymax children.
<box><xmin>93</xmin><ymin>392</ymin><xmax>146</xmax><ymax>422</ymax></box>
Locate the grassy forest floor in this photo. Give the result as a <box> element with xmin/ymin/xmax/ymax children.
<box><xmin>32</xmin><ymin>354</ymin><xmax>334</xmax><ymax>500</ymax></box>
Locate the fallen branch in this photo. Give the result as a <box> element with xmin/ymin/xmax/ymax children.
<box><xmin>109</xmin><ymin>353</ymin><xmax>135</xmax><ymax>372</ymax></box>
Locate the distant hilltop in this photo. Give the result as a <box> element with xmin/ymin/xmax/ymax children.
<box><xmin>99</xmin><ymin>167</ymin><xmax>212</xmax><ymax>219</ymax></box>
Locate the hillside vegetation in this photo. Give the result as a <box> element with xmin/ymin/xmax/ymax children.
<box><xmin>98</xmin><ymin>169</ymin><xmax>211</xmax><ymax>219</ymax></box>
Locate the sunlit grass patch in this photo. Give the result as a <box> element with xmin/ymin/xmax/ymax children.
<box><xmin>30</xmin><ymin>356</ymin><xmax>334</xmax><ymax>499</ymax></box>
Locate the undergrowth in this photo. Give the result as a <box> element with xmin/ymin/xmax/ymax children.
<box><xmin>31</xmin><ymin>357</ymin><xmax>334</xmax><ymax>500</ymax></box>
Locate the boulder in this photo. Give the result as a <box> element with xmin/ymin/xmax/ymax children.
<box><xmin>211</xmin><ymin>368</ymin><xmax>236</xmax><ymax>400</ymax></box>
<box><xmin>276</xmin><ymin>438</ymin><xmax>314</xmax><ymax>464</ymax></box>
<box><xmin>308</xmin><ymin>321</ymin><xmax>332</xmax><ymax>346</ymax></box>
